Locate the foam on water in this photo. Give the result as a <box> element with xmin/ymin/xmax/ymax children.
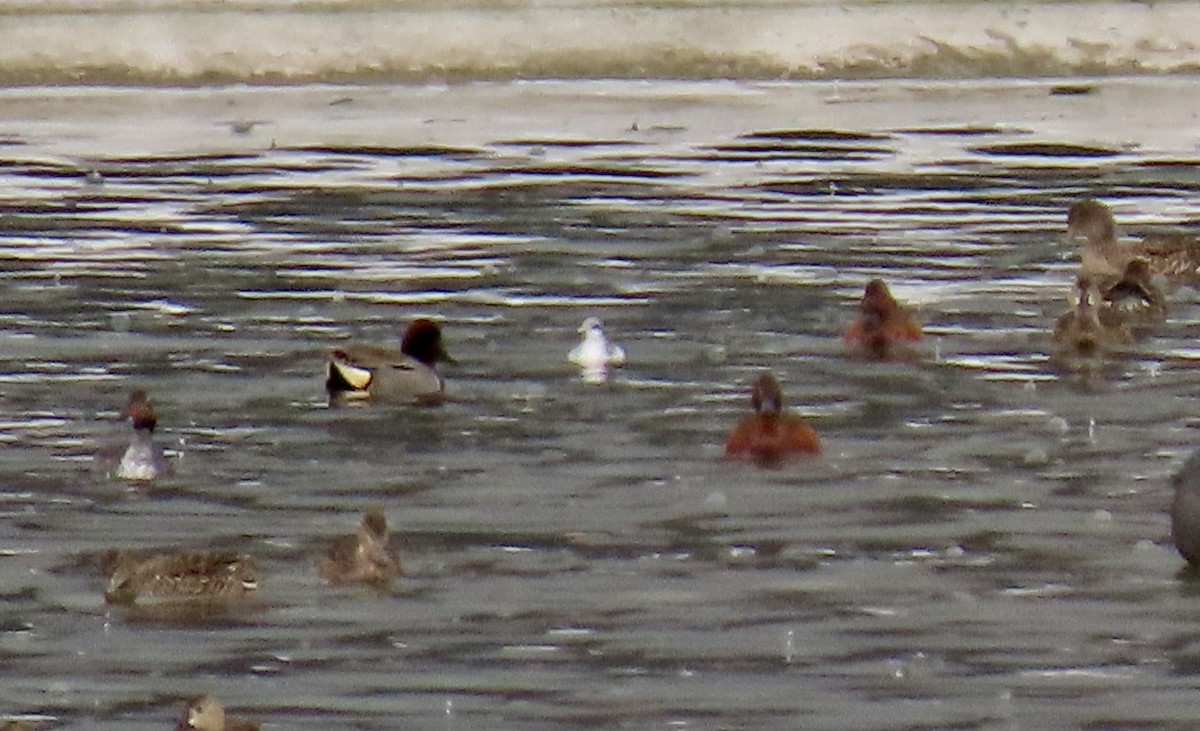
<box><xmin>1</xmin><ymin>0</ymin><xmax>1200</xmax><ymax>85</ymax></box>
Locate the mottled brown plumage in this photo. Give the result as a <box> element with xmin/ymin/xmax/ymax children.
<box><xmin>319</xmin><ymin>507</ymin><xmax>401</xmax><ymax>586</ymax></box>
<box><xmin>104</xmin><ymin>550</ymin><xmax>258</xmax><ymax>605</ymax></box>
<box><xmin>1067</xmin><ymin>198</ymin><xmax>1200</xmax><ymax>288</ymax></box>
<box><xmin>1052</xmin><ymin>276</ymin><xmax>1133</xmax><ymax>357</ymax></box>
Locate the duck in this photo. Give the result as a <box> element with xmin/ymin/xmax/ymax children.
<box><xmin>1100</xmin><ymin>258</ymin><xmax>1166</xmax><ymax>330</ymax></box>
<box><xmin>95</xmin><ymin>390</ymin><xmax>173</xmax><ymax>481</ymax></box>
<box><xmin>104</xmin><ymin>550</ymin><xmax>258</xmax><ymax>605</ymax></box>
<box><xmin>724</xmin><ymin>372</ymin><xmax>820</xmax><ymax>468</ymax></box>
<box><xmin>1172</xmin><ymin>451</ymin><xmax>1200</xmax><ymax>567</ymax></box>
<box><xmin>319</xmin><ymin>507</ymin><xmax>401</xmax><ymax>586</ymax></box>
<box><xmin>175</xmin><ymin>695</ymin><xmax>258</xmax><ymax>731</ymax></box>
<box><xmin>842</xmin><ymin>278</ymin><xmax>923</xmax><ymax>360</ymax></box>
<box><xmin>1052</xmin><ymin>275</ymin><xmax>1133</xmax><ymax>357</ymax></box>
<box><xmin>1066</xmin><ymin>198</ymin><xmax>1200</xmax><ymax>287</ymax></box>
<box><xmin>1066</xmin><ymin>198</ymin><xmax>1125</xmax><ymax>280</ymax></box>
<box><xmin>567</xmin><ymin>317</ymin><xmax>626</xmax><ymax>384</ymax></box>
<box><xmin>326</xmin><ymin>318</ymin><xmax>452</xmax><ymax>404</ymax></box>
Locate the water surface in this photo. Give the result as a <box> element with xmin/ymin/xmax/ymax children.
<box><xmin>2</xmin><ymin>78</ymin><xmax>1200</xmax><ymax>729</ymax></box>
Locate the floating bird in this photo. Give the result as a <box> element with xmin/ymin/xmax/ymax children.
<box><xmin>567</xmin><ymin>317</ymin><xmax>626</xmax><ymax>384</ymax></box>
<box><xmin>319</xmin><ymin>507</ymin><xmax>401</xmax><ymax>586</ymax></box>
<box><xmin>842</xmin><ymin>278</ymin><xmax>923</xmax><ymax>360</ymax></box>
<box><xmin>724</xmin><ymin>372</ymin><xmax>820</xmax><ymax>468</ymax></box>
<box><xmin>95</xmin><ymin>390</ymin><xmax>173</xmax><ymax>481</ymax></box>
<box><xmin>327</xmin><ymin>318</ymin><xmax>452</xmax><ymax>404</ymax></box>
<box><xmin>1066</xmin><ymin>198</ymin><xmax>1200</xmax><ymax>288</ymax></box>
<box><xmin>104</xmin><ymin>550</ymin><xmax>258</xmax><ymax>605</ymax></box>
<box><xmin>1100</xmin><ymin>258</ymin><xmax>1166</xmax><ymax>331</ymax></box>
<box><xmin>1052</xmin><ymin>276</ymin><xmax>1133</xmax><ymax>357</ymax></box>
<box><xmin>175</xmin><ymin>695</ymin><xmax>258</xmax><ymax>731</ymax></box>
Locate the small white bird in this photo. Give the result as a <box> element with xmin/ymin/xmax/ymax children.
<box><xmin>567</xmin><ymin>317</ymin><xmax>625</xmax><ymax>384</ymax></box>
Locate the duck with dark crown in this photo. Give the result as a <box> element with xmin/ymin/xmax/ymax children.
<box><xmin>319</xmin><ymin>507</ymin><xmax>401</xmax><ymax>586</ymax></box>
<box><xmin>326</xmin><ymin>318</ymin><xmax>453</xmax><ymax>404</ymax></box>
<box><xmin>95</xmin><ymin>390</ymin><xmax>174</xmax><ymax>481</ymax></box>
<box><xmin>724</xmin><ymin>372</ymin><xmax>820</xmax><ymax>468</ymax></box>
<box><xmin>842</xmin><ymin>278</ymin><xmax>923</xmax><ymax>360</ymax></box>
<box><xmin>1099</xmin><ymin>257</ymin><xmax>1166</xmax><ymax>330</ymax></box>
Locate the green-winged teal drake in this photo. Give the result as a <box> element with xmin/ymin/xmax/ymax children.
<box><xmin>326</xmin><ymin>318</ymin><xmax>452</xmax><ymax>404</ymax></box>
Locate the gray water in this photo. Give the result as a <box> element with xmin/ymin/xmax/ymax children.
<box><xmin>4</xmin><ymin>78</ymin><xmax>1200</xmax><ymax>730</ymax></box>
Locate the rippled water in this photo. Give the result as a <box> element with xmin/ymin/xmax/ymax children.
<box><xmin>4</xmin><ymin>78</ymin><xmax>1200</xmax><ymax>729</ymax></box>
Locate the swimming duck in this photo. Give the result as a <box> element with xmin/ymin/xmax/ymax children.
<box><xmin>1066</xmin><ymin>198</ymin><xmax>1125</xmax><ymax>280</ymax></box>
<box><xmin>319</xmin><ymin>507</ymin><xmax>401</xmax><ymax>586</ymax></box>
<box><xmin>1052</xmin><ymin>276</ymin><xmax>1133</xmax><ymax>357</ymax></box>
<box><xmin>724</xmin><ymin>372</ymin><xmax>820</xmax><ymax>468</ymax></box>
<box><xmin>95</xmin><ymin>390</ymin><xmax>173</xmax><ymax>481</ymax></box>
<box><xmin>104</xmin><ymin>550</ymin><xmax>258</xmax><ymax>605</ymax></box>
<box><xmin>1172</xmin><ymin>451</ymin><xmax>1200</xmax><ymax>567</ymax></box>
<box><xmin>175</xmin><ymin>695</ymin><xmax>258</xmax><ymax>731</ymax></box>
<box><xmin>1067</xmin><ymin>198</ymin><xmax>1200</xmax><ymax>287</ymax></box>
<box><xmin>326</xmin><ymin>318</ymin><xmax>452</xmax><ymax>404</ymax></box>
<box><xmin>842</xmin><ymin>278</ymin><xmax>923</xmax><ymax>360</ymax></box>
<box><xmin>1100</xmin><ymin>258</ymin><xmax>1166</xmax><ymax>329</ymax></box>
<box><xmin>567</xmin><ymin>317</ymin><xmax>626</xmax><ymax>384</ymax></box>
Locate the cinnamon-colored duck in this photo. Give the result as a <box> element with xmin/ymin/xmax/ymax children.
<box><xmin>724</xmin><ymin>372</ymin><xmax>820</xmax><ymax>468</ymax></box>
<box><xmin>843</xmin><ymin>278</ymin><xmax>923</xmax><ymax>360</ymax></box>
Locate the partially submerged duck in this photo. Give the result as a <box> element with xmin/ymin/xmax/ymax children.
<box><xmin>326</xmin><ymin>318</ymin><xmax>452</xmax><ymax>404</ymax></box>
<box><xmin>319</xmin><ymin>507</ymin><xmax>401</xmax><ymax>586</ymax></box>
<box><xmin>104</xmin><ymin>550</ymin><xmax>258</xmax><ymax>605</ymax></box>
<box><xmin>175</xmin><ymin>695</ymin><xmax>258</xmax><ymax>731</ymax></box>
<box><xmin>843</xmin><ymin>278</ymin><xmax>923</xmax><ymax>360</ymax></box>
<box><xmin>724</xmin><ymin>372</ymin><xmax>820</xmax><ymax>468</ymax></box>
